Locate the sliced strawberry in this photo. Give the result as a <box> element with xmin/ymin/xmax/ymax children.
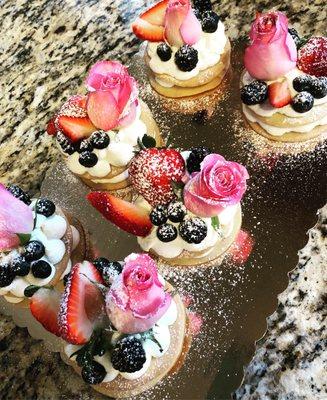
<box><xmin>132</xmin><ymin>18</ymin><xmax>165</xmax><ymax>42</ymax></box>
<box><xmin>140</xmin><ymin>0</ymin><xmax>168</xmax><ymax>26</ymax></box>
<box><xmin>46</xmin><ymin>117</ymin><xmax>57</xmax><ymax>136</ymax></box>
<box><xmin>268</xmin><ymin>80</ymin><xmax>291</xmax><ymax>108</ymax></box>
<box><xmin>30</xmin><ymin>288</ymin><xmax>61</xmax><ymax>336</ymax></box>
<box><xmin>87</xmin><ymin>192</ymin><xmax>153</xmax><ymax>237</ymax></box>
<box><xmin>59</xmin><ymin>261</ymin><xmax>105</xmax><ymax>345</ymax></box>
<box><xmin>55</xmin><ymin>95</ymin><xmax>96</xmax><ymax>143</ymax></box>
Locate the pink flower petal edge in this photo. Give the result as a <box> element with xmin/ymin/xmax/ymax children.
<box><xmin>180</xmin><ymin>6</ymin><xmax>202</xmax><ymax>45</ymax></box>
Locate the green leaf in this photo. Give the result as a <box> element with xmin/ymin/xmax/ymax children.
<box><xmin>18</xmin><ymin>233</ymin><xmax>31</xmax><ymax>246</ymax></box>
<box><xmin>211</xmin><ymin>216</ymin><xmax>220</xmax><ymax>232</ymax></box>
<box><xmin>142</xmin><ymin>134</ymin><xmax>156</xmax><ymax>149</ymax></box>
<box><xmin>24</xmin><ymin>285</ymin><xmax>40</xmax><ymax>297</ymax></box>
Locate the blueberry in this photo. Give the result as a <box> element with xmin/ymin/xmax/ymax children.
<box><xmin>292</xmin><ymin>75</ymin><xmax>313</xmax><ymax>92</ymax></box>
<box><xmin>56</xmin><ymin>132</ymin><xmax>76</xmax><ymax>155</ymax></box>
<box><xmin>11</xmin><ymin>255</ymin><xmax>30</xmax><ymax>277</ymax></box>
<box><xmin>24</xmin><ymin>241</ymin><xmax>45</xmax><ymax>262</ymax></box>
<box><xmin>157</xmin><ymin>43</ymin><xmax>172</xmax><ymax>62</ymax></box>
<box><xmin>90</xmin><ymin>131</ymin><xmax>110</xmax><ymax>149</ymax></box>
<box><xmin>81</xmin><ymin>361</ymin><xmax>106</xmax><ymax>385</ymax></box>
<box><xmin>31</xmin><ymin>260</ymin><xmax>52</xmax><ymax>279</ymax></box>
<box><xmin>150</xmin><ymin>205</ymin><xmax>168</xmax><ymax>226</ymax></box>
<box><xmin>309</xmin><ymin>77</ymin><xmax>327</xmax><ymax>99</ymax></box>
<box><xmin>241</xmin><ymin>80</ymin><xmax>268</xmax><ymax>105</ymax></box>
<box><xmin>201</xmin><ymin>10</ymin><xmax>220</xmax><ymax>33</ymax></box>
<box><xmin>157</xmin><ymin>223</ymin><xmax>178</xmax><ymax>242</ymax></box>
<box><xmin>77</xmin><ymin>139</ymin><xmax>93</xmax><ymax>153</ymax></box>
<box><xmin>175</xmin><ymin>45</ymin><xmax>198</xmax><ymax>72</ymax></box>
<box><xmin>167</xmin><ymin>201</ymin><xmax>186</xmax><ymax>223</ymax></box>
<box><xmin>6</xmin><ymin>185</ymin><xmax>31</xmax><ymax>205</ymax></box>
<box><xmin>0</xmin><ymin>264</ymin><xmax>15</xmax><ymax>287</ymax></box>
<box><xmin>291</xmin><ymin>92</ymin><xmax>314</xmax><ymax>113</ymax></box>
<box><xmin>179</xmin><ymin>217</ymin><xmax>207</xmax><ymax>244</ymax></box>
<box><xmin>79</xmin><ymin>151</ymin><xmax>98</xmax><ymax>168</ymax></box>
<box><xmin>35</xmin><ymin>198</ymin><xmax>56</xmax><ymax>217</ymax></box>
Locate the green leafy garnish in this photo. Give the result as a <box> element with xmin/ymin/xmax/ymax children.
<box><xmin>24</xmin><ymin>285</ymin><xmax>41</xmax><ymax>297</ymax></box>
<box><xmin>137</xmin><ymin>134</ymin><xmax>156</xmax><ymax>150</ymax></box>
<box><xmin>18</xmin><ymin>233</ymin><xmax>31</xmax><ymax>246</ymax></box>
<box><xmin>211</xmin><ymin>216</ymin><xmax>220</xmax><ymax>232</ymax></box>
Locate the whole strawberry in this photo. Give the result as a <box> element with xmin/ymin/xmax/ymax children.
<box><xmin>129</xmin><ymin>148</ymin><xmax>185</xmax><ymax>206</ymax></box>
<box><xmin>297</xmin><ymin>36</ymin><xmax>327</xmax><ymax>77</ymax></box>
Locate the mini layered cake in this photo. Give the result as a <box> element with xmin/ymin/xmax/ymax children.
<box><xmin>240</xmin><ymin>11</ymin><xmax>327</xmax><ymax>142</ymax></box>
<box><xmin>88</xmin><ymin>146</ymin><xmax>249</xmax><ymax>268</ymax></box>
<box><xmin>0</xmin><ymin>184</ymin><xmax>88</xmax><ymax>307</ymax></box>
<box><xmin>47</xmin><ymin>61</ymin><xmax>162</xmax><ymax>191</ymax></box>
<box><xmin>132</xmin><ymin>0</ymin><xmax>230</xmax><ymax>98</ymax></box>
<box><xmin>29</xmin><ymin>254</ymin><xmax>190</xmax><ymax>398</ymax></box>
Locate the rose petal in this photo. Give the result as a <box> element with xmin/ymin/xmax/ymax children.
<box><xmin>86</xmin><ymin>91</ymin><xmax>120</xmax><ymax>130</ymax></box>
<box><xmin>164</xmin><ymin>0</ymin><xmax>189</xmax><ymax>47</ymax></box>
<box><xmin>180</xmin><ymin>6</ymin><xmax>202</xmax><ymax>45</ymax></box>
<box><xmin>0</xmin><ymin>231</ymin><xmax>20</xmax><ymax>251</ymax></box>
<box><xmin>0</xmin><ymin>184</ymin><xmax>34</xmax><ymax>235</ymax></box>
<box><xmin>118</xmin><ymin>100</ymin><xmax>138</xmax><ymax>128</ymax></box>
<box><xmin>85</xmin><ymin>61</ymin><xmax>128</xmax><ymax>91</ymax></box>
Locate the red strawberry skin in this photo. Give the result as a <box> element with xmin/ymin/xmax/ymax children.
<box><xmin>30</xmin><ymin>288</ymin><xmax>61</xmax><ymax>337</ymax></box>
<box><xmin>87</xmin><ymin>192</ymin><xmax>153</xmax><ymax>237</ymax></box>
<box><xmin>268</xmin><ymin>80</ymin><xmax>291</xmax><ymax>108</ymax></box>
<box><xmin>141</xmin><ymin>0</ymin><xmax>168</xmax><ymax>26</ymax></box>
<box><xmin>297</xmin><ymin>37</ymin><xmax>327</xmax><ymax>77</ymax></box>
<box><xmin>46</xmin><ymin>117</ymin><xmax>57</xmax><ymax>136</ymax></box>
<box><xmin>54</xmin><ymin>95</ymin><xmax>96</xmax><ymax>142</ymax></box>
<box><xmin>132</xmin><ymin>18</ymin><xmax>165</xmax><ymax>42</ymax></box>
<box><xmin>59</xmin><ymin>261</ymin><xmax>105</xmax><ymax>345</ymax></box>
<box><xmin>129</xmin><ymin>148</ymin><xmax>185</xmax><ymax>206</ymax></box>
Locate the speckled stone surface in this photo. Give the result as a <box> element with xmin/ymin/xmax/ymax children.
<box><xmin>0</xmin><ymin>0</ymin><xmax>326</xmax><ymax>399</ymax></box>
<box><xmin>233</xmin><ymin>206</ymin><xmax>327</xmax><ymax>400</ymax></box>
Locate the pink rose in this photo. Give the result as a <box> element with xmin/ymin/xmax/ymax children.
<box><xmin>0</xmin><ymin>184</ymin><xmax>34</xmax><ymax>251</ymax></box>
<box><xmin>106</xmin><ymin>253</ymin><xmax>171</xmax><ymax>334</ymax></box>
<box><xmin>85</xmin><ymin>61</ymin><xmax>139</xmax><ymax>131</ymax></box>
<box><xmin>165</xmin><ymin>0</ymin><xmax>202</xmax><ymax>47</ymax></box>
<box><xmin>244</xmin><ymin>11</ymin><xmax>297</xmax><ymax>80</ymax></box>
<box><xmin>183</xmin><ymin>154</ymin><xmax>249</xmax><ymax>217</ymax></box>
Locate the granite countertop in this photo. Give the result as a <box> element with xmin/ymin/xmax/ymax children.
<box><xmin>0</xmin><ymin>0</ymin><xmax>326</xmax><ymax>399</ymax></box>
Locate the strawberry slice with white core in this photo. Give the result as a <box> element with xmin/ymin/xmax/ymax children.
<box><xmin>87</xmin><ymin>192</ymin><xmax>153</xmax><ymax>237</ymax></box>
<box><xmin>268</xmin><ymin>80</ymin><xmax>292</xmax><ymax>108</ymax></box>
<box><xmin>59</xmin><ymin>261</ymin><xmax>105</xmax><ymax>345</ymax></box>
<box><xmin>132</xmin><ymin>18</ymin><xmax>165</xmax><ymax>42</ymax></box>
<box><xmin>140</xmin><ymin>0</ymin><xmax>168</xmax><ymax>26</ymax></box>
<box><xmin>55</xmin><ymin>95</ymin><xmax>96</xmax><ymax>143</ymax></box>
<box><xmin>30</xmin><ymin>288</ymin><xmax>61</xmax><ymax>337</ymax></box>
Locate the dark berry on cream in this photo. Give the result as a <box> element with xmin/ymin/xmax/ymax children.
<box><xmin>24</xmin><ymin>241</ymin><xmax>45</xmax><ymax>262</ymax></box>
<box><xmin>157</xmin><ymin>223</ymin><xmax>178</xmax><ymax>242</ymax></box>
<box><xmin>56</xmin><ymin>131</ymin><xmax>76</xmax><ymax>155</ymax></box>
<box><xmin>90</xmin><ymin>131</ymin><xmax>110</xmax><ymax>149</ymax></box>
<box><xmin>111</xmin><ymin>337</ymin><xmax>146</xmax><ymax>373</ymax></box>
<box><xmin>79</xmin><ymin>151</ymin><xmax>98</xmax><ymax>168</ymax></box>
<box><xmin>157</xmin><ymin>43</ymin><xmax>172</xmax><ymax>62</ymax></box>
<box><xmin>78</xmin><ymin>139</ymin><xmax>94</xmax><ymax>153</ymax></box>
<box><xmin>201</xmin><ymin>10</ymin><xmax>220</xmax><ymax>33</ymax></box>
<box><xmin>11</xmin><ymin>255</ymin><xmax>30</xmax><ymax>277</ymax></box>
<box><xmin>0</xmin><ymin>264</ymin><xmax>15</xmax><ymax>287</ymax></box>
<box><xmin>291</xmin><ymin>92</ymin><xmax>314</xmax><ymax>113</ymax></box>
<box><xmin>175</xmin><ymin>45</ymin><xmax>199</xmax><ymax>72</ymax></box>
<box><xmin>81</xmin><ymin>361</ymin><xmax>106</xmax><ymax>385</ymax></box>
<box><xmin>179</xmin><ymin>217</ymin><xmax>207</xmax><ymax>244</ymax></box>
<box><xmin>150</xmin><ymin>205</ymin><xmax>168</xmax><ymax>226</ymax></box>
<box><xmin>186</xmin><ymin>146</ymin><xmax>212</xmax><ymax>174</ymax></box>
<box><xmin>292</xmin><ymin>75</ymin><xmax>313</xmax><ymax>92</ymax></box>
<box><xmin>241</xmin><ymin>80</ymin><xmax>268</xmax><ymax>105</ymax></box>
<box><xmin>6</xmin><ymin>185</ymin><xmax>31</xmax><ymax>205</ymax></box>
<box><xmin>309</xmin><ymin>77</ymin><xmax>327</xmax><ymax>99</ymax></box>
<box><xmin>31</xmin><ymin>260</ymin><xmax>52</xmax><ymax>279</ymax></box>
<box><xmin>36</xmin><ymin>198</ymin><xmax>56</xmax><ymax>217</ymax></box>
<box><xmin>167</xmin><ymin>202</ymin><xmax>186</xmax><ymax>223</ymax></box>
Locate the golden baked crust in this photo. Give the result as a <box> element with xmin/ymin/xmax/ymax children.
<box><xmin>61</xmin><ymin>287</ymin><xmax>190</xmax><ymax>398</ymax></box>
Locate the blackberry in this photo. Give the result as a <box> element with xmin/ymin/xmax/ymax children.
<box><xmin>6</xmin><ymin>185</ymin><xmax>31</xmax><ymax>205</ymax></box>
<box><xmin>288</xmin><ymin>28</ymin><xmax>301</xmax><ymax>48</ymax></box>
<box><xmin>193</xmin><ymin>0</ymin><xmax>212</xmax><ymax>12</ymax></box>
<box><xmin>179</xmin><ymin>217</ymin><xmax>207</xmax><ymax>244</ymax></box>
<box><xmin>157</xmin><ymin>43</ymin><xmax>172</xmax><ymax>62</ymax></box>
<box><xmin>90</xmin><ymin>131</ymin><xmax>110</xmax><ymax>149</ymax></box>
<box><xmin>93</xmin><ymin>257</ymin><xmax>111</xmax><ymax>274</ymax></box>
<box><xmin>79</xmin><ymin>151</ymin><xmax>98</xmax><ymax>168</ymax></box>
<box><xmin>56</xmin><ymin>132</ymin><xmax>76</xmax><ymax>155</ymax></box>
<box><xmin>24</xmin><ymin>241</ymin><xmax>45</xmax><ymax>262</ymax></box>
<box><xmin>78</xmin><ymin>139</ymin><xmax>93</xmax><ymax>153</ymax></box>
<box><xmin>81</xmin><ymin>361</ymin><xmax>106</xmax><ymax>385</ymax></box>
<box><xmin>240</xmin><ymin>80</ymin><xmax>268</xmax><ymax>105</ymax></box>
<box><xmin>150</xmin><ymin>205</ymin><xmax>168</xmax><ymax>226</ymax></box>
<box><xmin>11</xmin><ymin>255</ymin><xmax>30</xmax><ymax>277</ymax></box>
<box><xmin>175</xmin><ymin>45</ymin><xmax>198</xmax><ymax>72</ymax></box>
<box><xmin>157</xmin><ymin>223</ymin><xmax>178</xmax><ymax>242</ymax></box>
<box><xmin>193</xmin><ymin>8</ymin><xmax>202</xmax><ymax>20</ymax></box>
<box><xmin>31</xmin><ymin>260</ymin><xmax>52</xmax><ymax>279</ymax></box>
<box><xmin>35</xmin><ymin>198</ymin><xmax>56</xmax><ymax>217</ymax></box>
<box><xmin>309</xmin><ymin>77</ymin><xmax>327</xmax><ymax>99</ymax></box>
<box><xmin>111</xmin><ymin>337</ymin><xmax>146</xmax><ymax>373</ymax></box>
<box><xmin>186</xmin><ymin>146</ymin><xmax>212</xmax><ymax>174</ymax></box>
<box><xmin>102</xmin><ymin>262</ymin><xmax>123</xmax><ymax>284</ymax></box>
<box><xmin>167</xmin><ymin>201</ymin><xmax>186</xmax><ymax>223</ymax></box>
<box><xmin>201</xmin><ymin>10</ymin><xmax>219</xmax><ymax>33</ymax></box>
<box><xmin>0</xmin><ymin>264</ymin><xmax>15</xmax><ymax>287</ymax></box>
<box><xmin>291</xmin><ymin>92</ymin><xmax>314</xmax><ymax>113</ymax></box>
<box><xmin>292</xmin><ymin>75</ymin><xmax>313</xmax><ymax>92</ymax></box>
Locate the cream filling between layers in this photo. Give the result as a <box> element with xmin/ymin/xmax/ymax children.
<box><xmin>137</xmin><ymin>200</ymin><xmax>238</xmax><ymax>259</ymax></box>
<box><xmin>0</xmin><ymin>200</ymin><xmax>79</xmax><ymax>303</ymax></box>
<box><xmin>65</xmin><ymin>298</ymin><xmax>178</xmax><ymax>382</ymax></box>
<box><xmin>65</xmin><ymin>106</ymin><xmax>147</xmax><ymax>181</ymax></box>
<box><xmin>147</xmin><ymin>21</ymin><xmax>227</xmax><ymax>83</ymax></box>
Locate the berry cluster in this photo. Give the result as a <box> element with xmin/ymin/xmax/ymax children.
<box><xmin>111</xmin><ymin>336</ymin><xmax>146</xmax><ymax>373</ymax></box>
<box><xmin>186</xmin><ymin>146</ymin><xmax>212</xmax><ymax>174</ymax></box>
<box><xmin>291</xmin><ymin>75</ymin><xmax>327</xmax><ymax>112</ymax></box>
<box><xmin>175</xmin><ymin>45</ymin><xmax>199</xmax><ymax>72</ymax></box>
<box><xmin>150</xmin><ymin>201</ymin><xmax>207</xmax><ymax>244</ymax></box>
<box><xmin>240</xmin><ymin>80</ymin><xmax>268</xmax><ymax>106</ymax></box>
<box><xmin>57</xmin><ymin>130</ymin><xmax>110</xmax><ymax>167</ymax></box>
